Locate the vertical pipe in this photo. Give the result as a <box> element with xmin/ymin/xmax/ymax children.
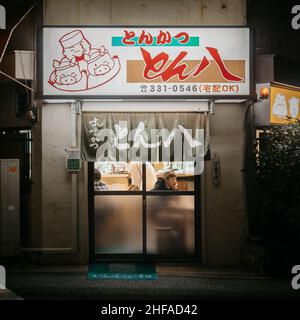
<box><xmin>70</xmin><ymin>102</ymin><xmax>79</xmax><ymax>254</ymax></box>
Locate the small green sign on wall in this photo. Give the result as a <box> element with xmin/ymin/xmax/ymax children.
<box><xmin>65</xmin><ymin>148</ymin><xmax>81</xmax><ymax>172</ymax></box>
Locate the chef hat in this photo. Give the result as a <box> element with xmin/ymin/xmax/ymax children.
<box><xmin>59</xmin><ymin>30</ymin><xmax>87</xmax><ymax>49</ymax></box>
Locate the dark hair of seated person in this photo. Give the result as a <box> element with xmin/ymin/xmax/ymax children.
<box><xmin>94</xmin><ymin>169</ymin><xmax>101</xmax><ymax>181</ymax></box>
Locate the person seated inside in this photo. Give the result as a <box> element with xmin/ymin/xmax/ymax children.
<box><xmin>152</xmin><ymin>170</ymin><xmax>178</xmax><ymax>191</ymax></box>
<box><xmin>127</xmin><ymin>161</ymin><xmax>157</xmax><ymax>191</ymax></box>
<box><xmin>94</xmin><ymin>169</ymin><xmax>108</xmax><ymax>191</ymax></box>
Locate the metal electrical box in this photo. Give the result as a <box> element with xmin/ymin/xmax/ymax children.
<box><xmin>0</xmin><ymin>159</ymin><xmax>20</xmax><ymax>257</ymax></box>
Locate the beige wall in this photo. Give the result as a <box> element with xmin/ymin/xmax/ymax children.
<box><xmin>44</xmin><ymin>0</ymin><xmax>246</xmax><ymax>26</ymax></box>
<box><xmin>35</xmin><ymin>0</ymin><xmax>247</xmax><ymax>265</ymax></box>
<box><xmin>203</xmin><ymin>103</ymin><xmax>247</xmax><ymax>266</ymax></box>
<box><xmin>37</xmin><ymin>103</ymin><xmax>88</xmax><ymax>264</ymax></box>
<box><xmin>42</xmin><ymin>104</ymin><xmax>72</xmax><ymax>248</ymax></box>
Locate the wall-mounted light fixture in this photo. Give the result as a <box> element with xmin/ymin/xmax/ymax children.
<box><xmin>258</xmin><ymin>87</ymin><xmax>269</xmax><ymax>102</ymax></box>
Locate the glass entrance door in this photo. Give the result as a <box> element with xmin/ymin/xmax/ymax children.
<box><xmin>89</xmin><ymin>161</ymin><xmax>201</xmax><ymax>262</ymax></box>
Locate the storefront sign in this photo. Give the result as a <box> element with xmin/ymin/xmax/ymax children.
<box><xmin>270</xmin><ymin>84</ymin><xmax>300</xmax><ymax>124</ymax></box>
<box><xmin>41</xmin><ymin>27</ymin><xmax>253</xmax><ymax>99</ymax></box>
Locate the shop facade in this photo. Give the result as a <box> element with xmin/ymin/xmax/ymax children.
<box><xmin>0</xmin><ymin>0</ymin><xmax>255</xmax><ymax>267</ymax></box>
<box><xmin>32</xmin><ymin>18</ymin><xmax>255</xmax><ymax>265</ymax></box>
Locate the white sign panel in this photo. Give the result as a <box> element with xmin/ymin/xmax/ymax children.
<box><xmin>65</xmin><ymin>148</ymin><xmax>80</xmax><ymax>159</ymax></box>
<box><xmin>41</xmin><ymin>27</ymin><xmax>252</xmax><ymax>98</ymax></box>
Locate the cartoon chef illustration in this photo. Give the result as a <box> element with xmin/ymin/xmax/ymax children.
<box><xmin>59</xmin><ymin>30</ymin><xmax>91</xmax><ymax>73</ymax></box>
<box><xmin>48</xmin><ymin>29</ymin><xmax>121</xmax><ymax>92</ymax></box>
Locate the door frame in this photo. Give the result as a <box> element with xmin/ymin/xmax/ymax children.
<box><xmin>88</xmin><ymin>162</ymin><xmax>202</xmax><ymax>263</ymax></box>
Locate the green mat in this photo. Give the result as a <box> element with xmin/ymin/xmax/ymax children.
<box><xmin>88</xmin><ymin>262</ymin><xmax>157</xmax><ymax>280</ymax></box>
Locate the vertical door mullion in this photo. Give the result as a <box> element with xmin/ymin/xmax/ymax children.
<box><xmin>142</xmin><ymin>163</ymin><xmax>147</xmax><ymax>255</ymax></box>
<box><xmin>194</xmin><ymin>173</ymin><xmax>201</xmax><ymax>257</ymax></box>
<box><xmin>89</xmin><ymin>162</ymin><xmax>95</xmax><ymax>262</ymax></box>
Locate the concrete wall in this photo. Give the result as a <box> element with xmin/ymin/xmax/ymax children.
<box><xmin>37</xmin><ymin>0</ymin><xmax>247</xmax><ymax>265</ymax></box>
<box><xmin>203</xmin><ymin>103</ymin><xmax>247</xmax><ymax>266</ymax></box>
<box><xmin>38</xmin><ymin>103</ymin><xmax>88</xmax><ymax>264</ymax></box>
<box><xmin>42</xmin><ymin>104</ymin><xmax>72</xmax><ymax>248</ymax></box>
<box><xmin>44</xmin><ymin>0</ymin><xmax>246</xmax><ymax>26</ymax></box>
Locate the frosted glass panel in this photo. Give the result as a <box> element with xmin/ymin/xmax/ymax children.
<box><xmin>94</xmin><ymin>196</ymin><xmax>143</xmax><ymax>253</ymax></box>
<box><xmin>146</xmin><ymin>196</ymin><xmax>194</xmax><ymax>254</ymax></box>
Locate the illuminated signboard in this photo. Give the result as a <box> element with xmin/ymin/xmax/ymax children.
<box><xmin>40</xmin><ymin>27</ymin><xmax>254</xmax><ymax>99</ymax></box>
<box><xmin>270</xmin><ymin>83</ymin><xmax>300</xmax><ymax>124</ymax></box>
